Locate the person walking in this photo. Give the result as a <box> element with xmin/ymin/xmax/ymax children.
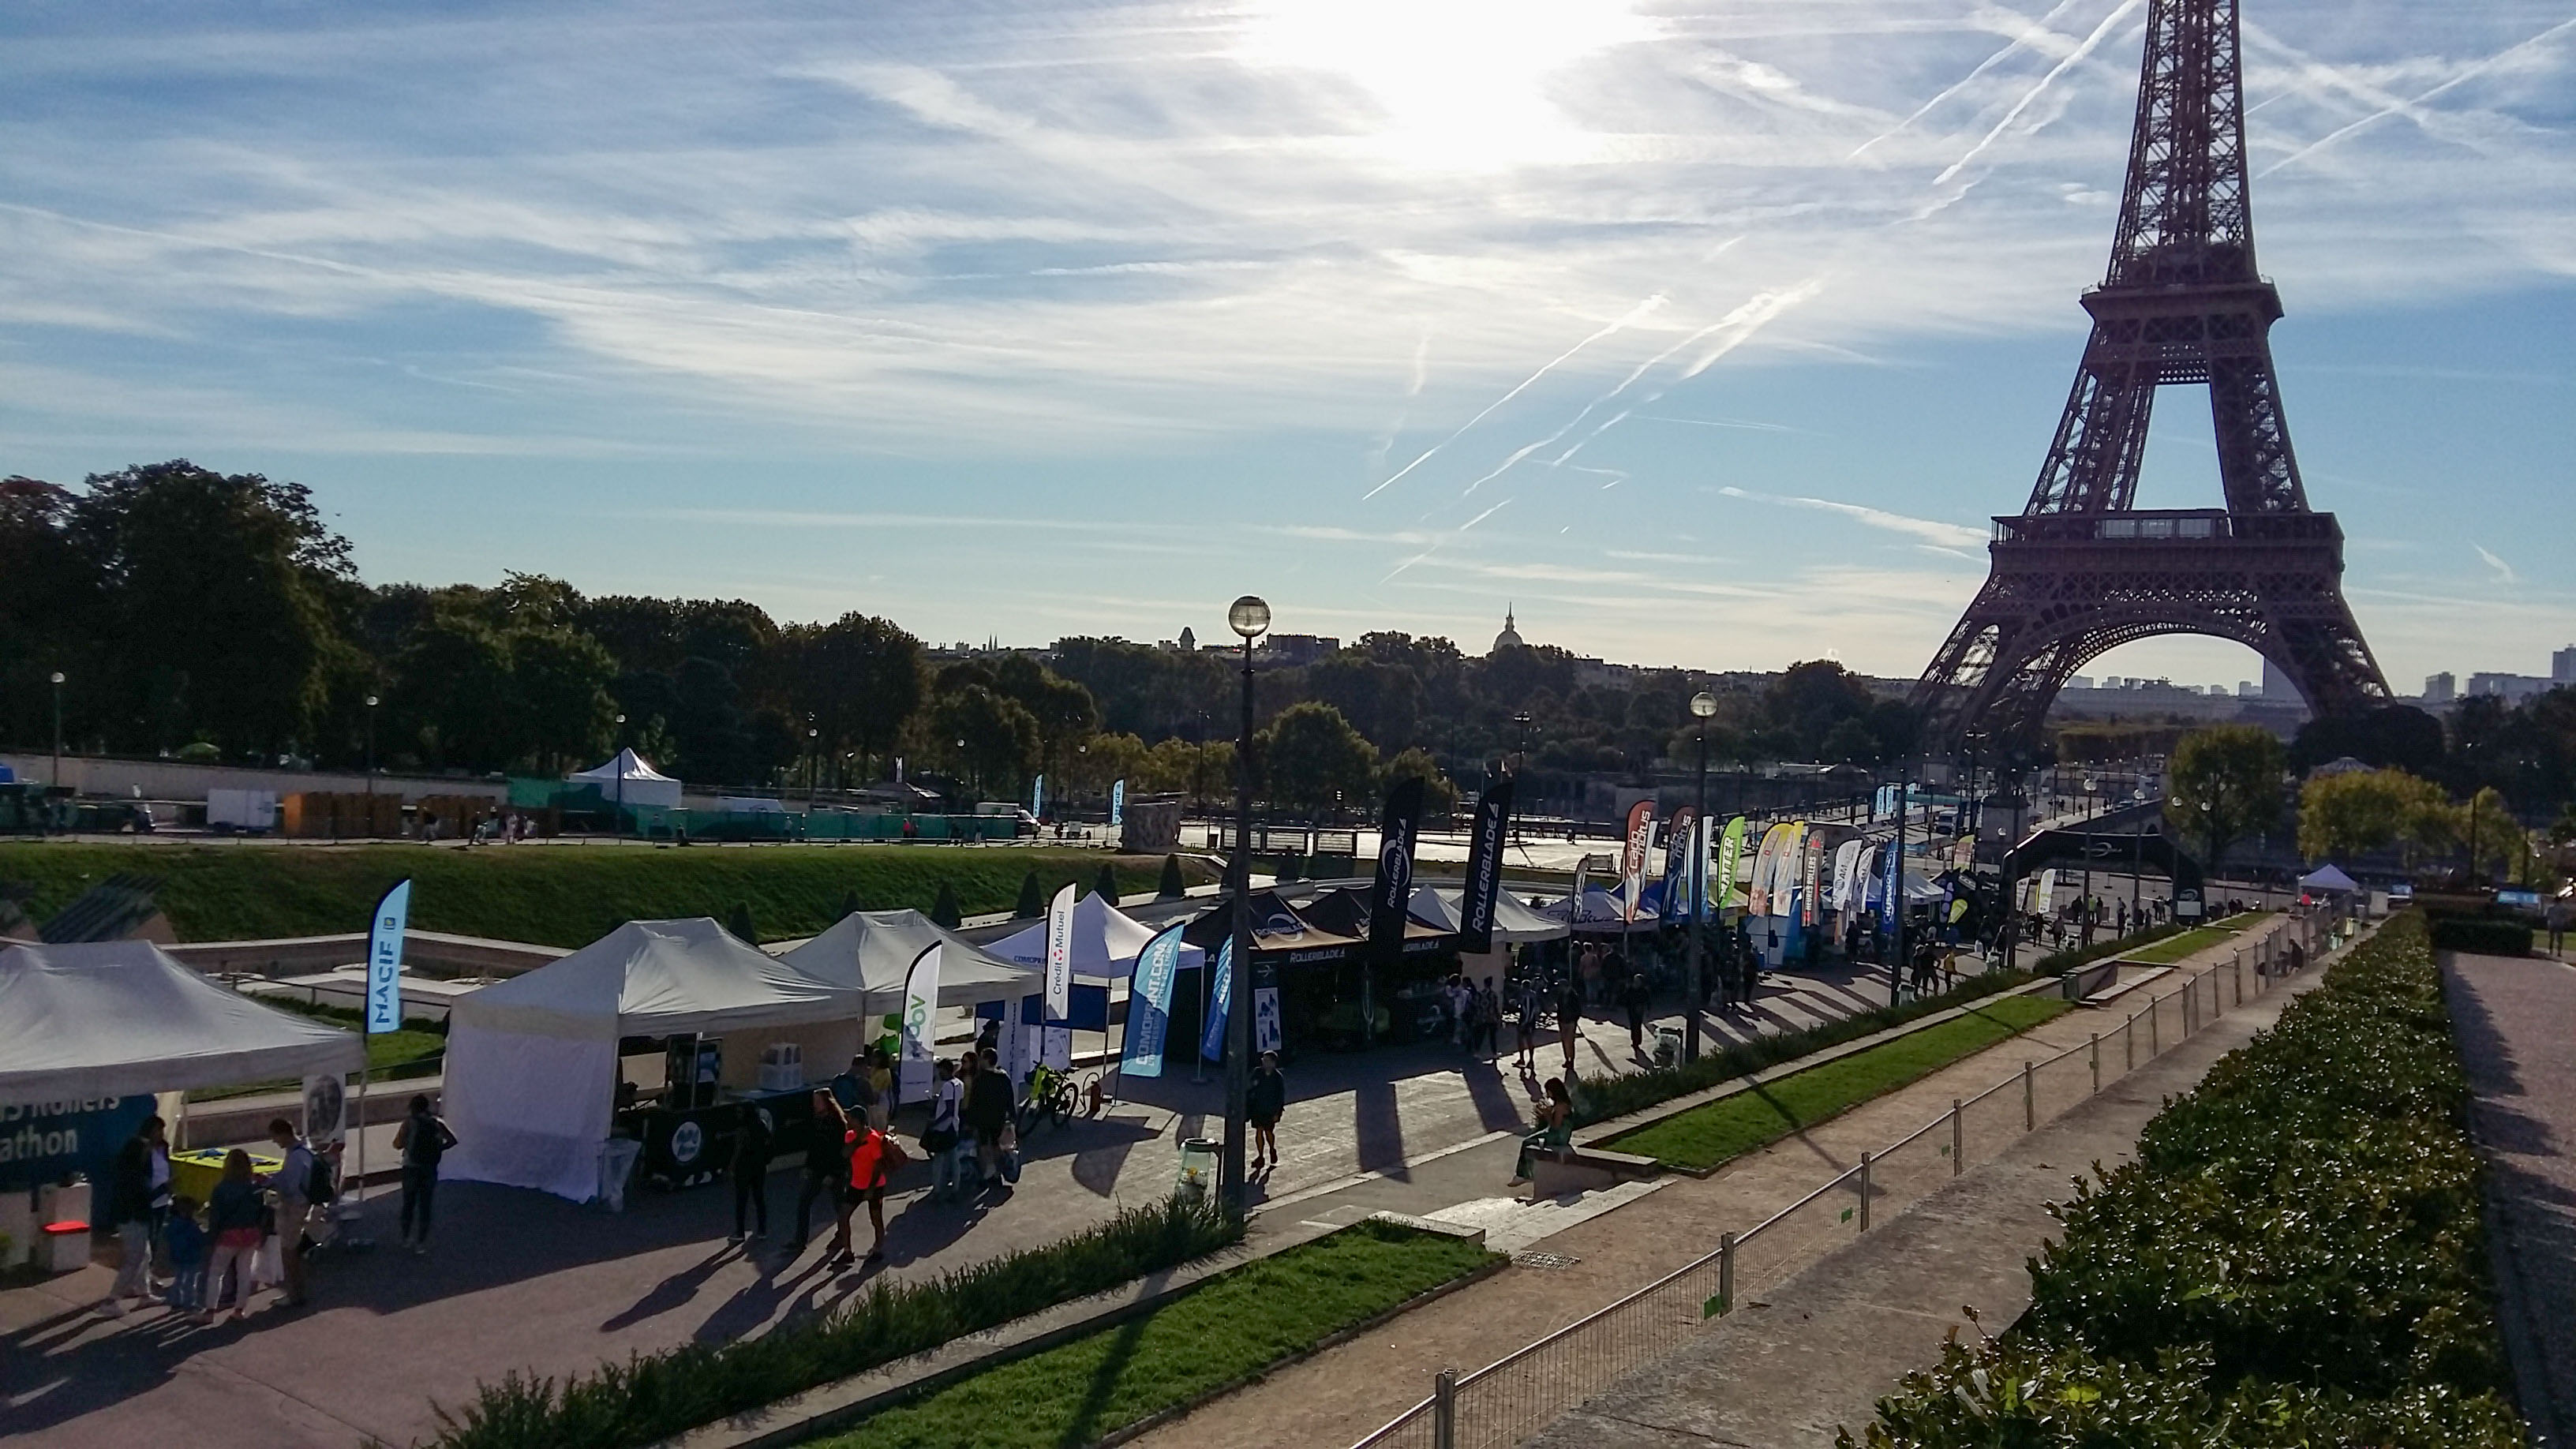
<box><xmin>1557</xmin><ymin>975</ymin><xmax>1586</xmax><ymax>1076</ymax></box>
<box><xmin>2548</xmin><ymin>894</ymin><xmax>2570</xmax><ymax>957</ymax></box>
<box><xmin>102</xmin><ymin>1114</ymin><xmax>168</xmax><ymax>1316</ymax></box>
<box><xmin>964</xmin><ymin>1046</ymin><xmax>1014</xmax><ymax>1188</ymax></box>
<box><xmin>924</xmin><ymin>1058</ymin><xmax>964</xmax><ymax>1201</ymax></box>
<box><xmin>1475</xmin><ymin>977</ymin><xmax>1503</xmax><ymax>1061</ymax></box>
<box><xmin>1578</xmin><ymin>943</ymin><xmax>1602</xmax><ymax>1009</ymax></box>
<box><xmin>841</xmin><ymin>1121</ymin><xmax>903</xmax><ymax>1267</ymax></box>
<box><xmin>865</xmin><ymin>1046</ymin><xmax>897</xmax><ymax>1131</ymax></box>
<box><xmin>728</xmin><ymin>1103</ymin><xmax>774</xmax><ymax>1245</ymax></box>
<box><xmin>1621</xmin><ymin>970</ymin><xmax>1651</xmax><ymax>1055</ymax></box>
<box><xmin>1247</xmin><ymin>1051</ymin><xmax>1286</xmax><ymax>1170</ymax></box>
<box><xmin>1514</xmin><ymin>975</ymin><xmax>1544</xmax><ymax>1069</ymax></box>
<box><xmin>790</xmin><ymin>1089</ymin><xmax>853</xmax><ymax>1256</ymax></box>
<box><xmin>391</xmin><ymin>1094</ymin><xmax>457</xmax><ymax>1255</ymax></box>
<box><xmin>265</xmin><ymin>1118</ymin><xmax>316</xmax><ymax>1311</ymax></box>
<box><xmin>831</xmin><ymin>1052</ymin><xmax>877</xmax><ymax>1124</ymax></box>
<box><xmin>200</xmin><ymin>1150</ymin><xmax>265</xmax><ymax>1324</ymax></box>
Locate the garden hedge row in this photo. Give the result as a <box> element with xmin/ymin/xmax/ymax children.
<box><xmin>2428</xmin><ymin>916</ymin><xmax>2533</xmax><ymax>957</ymax></box>
<box><xmin>1845</xmin><ymin>912</ymin><xmax>2529</xmax><ymax>1447</ymax></box>
<box><xmin>418</xmin><ymin>1197</ymin><xmax>1239</xmax><ymax>1449</ymax></box>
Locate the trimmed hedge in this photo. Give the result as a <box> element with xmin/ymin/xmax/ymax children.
<box><xmin>1571</xmin><ymin>968</ymin><xmax>2040</xmax><ymax>1126</ymax></box>
<box><xmin>1844</xmin><ymin>913</ymin><xmax>2529</xmax><ymax>1447</ymax></box>
<box><xmin>420</xmin><ymin>1198</ymin><xmax>1240</xmax><ymax>1449</ymax></box>
<box><xmin>2429</xmin><ymin>916</ymin><xmax>2533</xmax><ymax>957</ymax></box>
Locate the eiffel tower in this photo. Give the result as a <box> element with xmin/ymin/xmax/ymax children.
<box><xmin>1911</xmin><ymin>0</ymin><xmax>2391</xmax><ymax>754</ymax></box>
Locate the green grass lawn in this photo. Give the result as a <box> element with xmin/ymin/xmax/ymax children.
<box><xmin>2115</xmin><ymin>913</ymin><xmax>2257</xmax><ymax>965</ymax></box>
<box><xmin>0</xmin><ymin>843</ymin><xmax>1210</xmax><ymax>946</ymax></box>
<box><xmin>1608</xmin><ymin>994</ymin><xmax>2072</xmax><ymax>1172</ymax></box>
<box><xmin>806</xmin><ymin>1219</ymin><xmax>1496</xmax><ymax>1449</ymax></box>
<box><xmin>189</xmin><ymin>1028</ymin><xmax>447</xmax><ymax>1102</ymax></box>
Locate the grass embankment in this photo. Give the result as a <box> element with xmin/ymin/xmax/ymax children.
<box><xmin>1847</xmin><ymin>912</ymin><xmax>2528</xmax><ymax>1447</ymax></box>
<box><xmin>2112</xmin><ymin>914</ymin><xmax>2252</xmax><ymax>966</ymax></box>
<box><xmin>0</xmin><ymin>843</ymin><xmax>1208</xmax><ymax>946</ymax></box>
<box><xmin>191</xmin><ymin>997</ymin><xmax>447</xmax><ymax>1101</ymax></box>
<box><xmin>425</xmin><ymin>1200</ymin><xmax>1241</xmax><ymax>1449</ymax></box>
<box><xmin>803</xmin><ymin>1219</ymin><xmax>1497</xmax><ymax>1449</ymax></box>
<box><xmin>1610</xmin><ymin>995</ymin><xmax>2070</xmax><ymax>1173</ymax></box>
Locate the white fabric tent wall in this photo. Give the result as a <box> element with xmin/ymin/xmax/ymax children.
<box><xmin>0</xmin><ymin>941</ymin><xmax>362</xmax><ymax>1106</ymax></box>
<box><xmin>780</xmin><ymin>910</ymin><xmax>1040</xmax><ymax>1017</ymax></box>
<box><xmin>440</xmin><ymin>918</ymin><xmax>862</xmax><ymax>1201</ymax></box>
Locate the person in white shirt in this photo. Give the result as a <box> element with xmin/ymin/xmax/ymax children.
<box><xmin>926</xmin><ymin>1058</ymin><xmax>966</xmax><ymax>1201</ymax></box>
<box><xmin>266</xmin><ymin>1119</ymin><xmax>316</xmax><ymax>1310</ymax></box>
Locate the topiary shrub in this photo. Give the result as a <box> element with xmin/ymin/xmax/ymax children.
<box><xmin>1093</xmin><ymin>863</ymin><xmax>1120</xmax><ymax>903</ymax></box>
<box><xmin>1013</xmin><ymin>869</ymin><xmax>1046</xmax><ymax>919</ymax></box>
<box><xmin>725</xmin><ymin>901</ymin><xmax>756</xmax><ymax>943</ymax></box>
<box><xmin>1158</xmin><ymin>853</ymin><xmax>1186</xmax><ymax>900</ymax></box>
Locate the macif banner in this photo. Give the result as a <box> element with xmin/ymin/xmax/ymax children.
<box><xmin>1043</xmin><ymin>883</ymin><xmax>1076</xmax><ymax>1069</ymax></box>
<box><xmin>1031</xmin><ymin>773</ymin><xmax>1046</xmax><ymax>819</ymax></box>
<box><xmin>1110</xmin><ymin>778</ymin><xmax>1125</xmax><ymax>829</ymax></box>
<box><xmin>1120</xmin><ymin>921</ymin><xmax>1185</xmax><ymax>1080</ymax></box>
<box><xmin>366</xmin><ymin>878</ymin><xmax>411</xmax><ymax>1035</ymax></box>
<box><xmin>1661</xmin><ymin>807</ymin><xmax>1697</xmax><ymax>923</ymax></box>
<box><xmin>1620</xmin><ymin>799</ymin><xmax>1656</xmax><ymax>922</ymax></box>
<box><xmin>899</xmin><ymin>943</ymin><xmax>942</xmax><ymax>1099</ymax></box>
<box><xmin>1457</xmin><ymin>776</ymin><xmax>1515</xmax><ymax>955</ymax></box>
<box><xmin>1370</xmin><ymin>776</ymin><xmax>1425</xmax><ymax>960</ymax></box>
<box><xmin>1199</xmin><ymin>934</ymin><xmax>1235</xmax><ymax>1066</ymax></box>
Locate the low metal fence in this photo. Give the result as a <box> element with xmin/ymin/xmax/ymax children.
<box><xmin>1354</xmin><ymin>901</ymin><xmax>2361</xmax><ymax>1449</ymax></box>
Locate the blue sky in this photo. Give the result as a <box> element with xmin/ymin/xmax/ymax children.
<box><xmin>4</xmin><ymin>0</ymin><xmax>2570</xmax><ymax>691</ymax></box>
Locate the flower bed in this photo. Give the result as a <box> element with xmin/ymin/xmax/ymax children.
<box><xmin>1844</xmin><ymin>912</ymin><xmax>2529</xmax><ymax>1447</ymax></box>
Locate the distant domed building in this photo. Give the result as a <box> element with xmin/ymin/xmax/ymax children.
<box><xmin>1492</xmin><ymin>605</ymin><xmax>1525</xmax><ymax>653</ymax></box>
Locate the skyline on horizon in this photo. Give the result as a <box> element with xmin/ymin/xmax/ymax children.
<box><xmin>4</xmin><ymin>0</ymin><xmax>2569</xmax><ymax>694</ymax></box>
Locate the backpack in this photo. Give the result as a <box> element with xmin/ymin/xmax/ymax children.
<box><xmin>305</xmin><ymin>1149</ymin><xmax>337</xmax><ymax>1205</ymax></box>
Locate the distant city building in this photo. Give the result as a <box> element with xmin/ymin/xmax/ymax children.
<box><xmin>2261</xmin><ymin>658</ymin><xmax>2296</xmax><ymax>702</ymax></box>
<box><xmin>2068</xmin><ymin>676</ymin><xmax>2094</xmax><ymax>691</ymax></box>
<box><xmin>2467</xmin><ymin>672</ymin><xmax>2551</xmax><ymax>705</ymax></box>
<box><xmin>2237</xmin><ymin>680</ymin><xmax>2259</xmax><ymax>697</ymax></box>
<box><xmin>2424</xmin><ymin>672</ymin><xmax>2456</xmax><ymax>703</ymax></box>
<box><xmin>1178</xmin><ymin>626</ymin><xmax>1196</xmax><ymax>653</ymax></box>
<box><xmin>2555</xmin><ymin>644</ymin><xmax>2576</xmax><ymax>683</ymax></box>
<box><xmin>1492</xmin><ymin>605</ymin><xmax>1525</xmax><ymax>653</ymax></box>
<box><xmin>1260</xmin><ymin>634</ymin><xmax>1339</xmax><ymax>668</ymax></box>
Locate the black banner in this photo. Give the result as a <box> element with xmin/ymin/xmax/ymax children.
<box><xmin>1457</xmin><ymin>777</ymin><xmax>1516</xmax><ymax>954</ymax></box>
<box><xmin>1368</xmin><ymin>776</ymin><xmax>1426</xmax><ymax>960</ymax></box>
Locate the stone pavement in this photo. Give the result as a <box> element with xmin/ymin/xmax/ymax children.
<box><xmin>0</xmin><ymin>960</ymin><xmax>1889</xmax><ymax>1449</ymax></box>
<box><xmin>2440</xmin><ymin>949</ymin><xmax>2576</xmax><ymax>1449</ymax></box>
<box><xmin>1123</xmin><ymin>916</ymin><xmax>2301</xmax><ymax>1449</ymax></box>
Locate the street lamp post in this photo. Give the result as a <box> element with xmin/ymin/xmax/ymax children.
<box><xmin>614</xmin><ymin>713</ymin><xmax>628</xmax><ymax>837</ymax></box>
<box><xmin>365</xmin><ymin>694</ymin><xmax>380</xmax><ymax>836</ymax></box>
<box><xmin>1686</xmin><ymin>691</ymin><xmax>1717</xmax><ymax>1063</ymax></box>
<box><xmin>1222</xmin><ymin>593</ymin><xmax>1269</xmax><ymax>1219</ymax></box>
<box><xmin>49</xmin><ymin>671</ymin><xmax>65</xmax><ymax>791</ymax></box>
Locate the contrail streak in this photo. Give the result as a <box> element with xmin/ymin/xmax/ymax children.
<box><xmin>1363</xmin><ymin>294</ymin><xmax>1666</xmax><ymax>500</ymax></box>
<box><xmin>1933</xmin><ymin>0</ymin><xmax>2143</xmax><ymax>187</ymax></box>
<box><xmin>1848</xmin><ymin>0</ymin><xmax>2093</xmax><ymax>161</ymax></box>
<box><xmin>2257</xmin><ymin>14</ymin><xmax>2576</xmax><ymax>177</ymax></box>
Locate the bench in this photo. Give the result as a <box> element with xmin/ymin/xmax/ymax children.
<box><xmin>1527</xmin><ymin>1144</ymin><xmax>1661</xmax><ymax>1200</ymax></box>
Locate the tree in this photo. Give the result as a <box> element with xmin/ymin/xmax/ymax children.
<box><xmin>672</xmin><ymin>657</ymin><xmax>749</xmax><ymax>784</ymax></box>
<box><xmin>931</xmin><ymin>683</ymin><xmax>1041</xmax><ymax>796</ymax></box>
<box><xmin>67</xmin><ymin>461</ymin><xmax>357</xmax><ymax>756</ymax></box>
<box><xmin>793</xmin><ymin>612</ymin><xmax>926</xmax><ymax>784</ymax></box>
<box><xmin>1307</xmin><ymin>653</ymin><xmax>1425</xmax><ymax>751</ymax></box>
<box><xmin>728</xmin><ymin>901</ymin><xmax>758</xmax><ymax>944</ymax></box>
<box><xmin>930</xmin><ymin>881</ymin><xmax>962</xmax><ymax>928</ymax></box>
<box><xmin>2290</xmin><ymin>703</ymin><xmax>2445</xmax><ymax>777</ymax></box>
<box><xmin>511</xmin><ymin>627</ymin><xmax>618</xmax><ymax>775</ymax></box>
<box><xmin>1383</xmin><ymin>747</ymin><xmax>1459</xmax><ymax>815</ymax></box>
<box><xmin>1158</xmin><ymin>853</ymin><xmax>1187</xmax><ymax>899</ymax></box>
<box><xmin>2298</xmin><ymin>767</ymin><xmax>2447</xmax><ymax>863</ymax></box>
<box><xmin>838</xmin><ymin>889</ymin><xmax>862</xmax><ymax>920</ymax></box>
<box><xmin>1013</xmin><ymin>868</ymin><xmax>1046</xmax><ymax>919</ymax></box>
<box><xmin>388</xmin><ymin>608</ymin><xmax>517</xmax><ymax>770</ymax></box>
<box><xmin>1093</xmin><ymin>863</ymin><xmax>1120</xmax><ymax>902</ymax></box>
<box><xmin>2164</xmin><ymin>724</ymin><xmax>2286</xmax><ymax>872</ymax></box>
<box><xmin>1258</xmin><ymin>701</ymin><xmax>1380</xmax><ymax>813</ymax></box>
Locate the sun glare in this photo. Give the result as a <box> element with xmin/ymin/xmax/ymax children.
<box><xmin>1237</xmin><ymin>0</ymin><xmax>1654</xmax><ymax>172</ymax></box>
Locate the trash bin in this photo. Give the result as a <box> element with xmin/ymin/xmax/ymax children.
<box><xmin>599</xmin><ymin>1137</ymin><xmax>644</xmax><ymax>1213</ymax></box>
<box><xmin>1174</xmin><ymin>1137</ymin><xmax>1219</xmax><ymax>1205</ymax></box>
<box><xmin>39</xmin><ymin>1221</ymin><xmax>92</xmax><ymax>1275</ymax></box>
<box><xmin>1653</xmin><ymin>1026</ymin><xmax>1682</xmax><ymax>1067</ymax></box>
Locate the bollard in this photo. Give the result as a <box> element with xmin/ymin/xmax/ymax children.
<box><xmin>1433</xmin><ymin>1367</ymin><xmax>1457</xmax><ymax>1449</ymax></box>
<box><xmin>2090</xmin><ymin>1032</ymin><xmax>2100</xmax><ymax>1094</ymax></box>
<box><xmin>1859</xmin><ymin>1151</ymin><xmax>1874</xmax><ymax>1231</ymax></box>
<box><xmin>2023</xmin><ymin>1061</ymin><xmax>2035</xmax><ymax>1132</ymax></box>
<box><xmin>1951</xmin><ymin>1097</ymin><xmax>1964</xmax><ymax>1177</ymax></box>
<box><xmin>2125</xmin><ymin>1010</ymin><xmax>2136</xmax><ymax>1070</ymax></box>
<box><xmin>2233</xmin><ymin>954</ymin><xmax>2243</xmax><ymax>1006</ymax></box>
<box><xmin>2151</xmin><ymin>995</ymin><xmax>2160</xmax><ymax>1054</ymax></box>
<box><xmin>1717</xmin><ymin>1232</ymin><xmax>1736</xmax><ymax>1316</ymax></box>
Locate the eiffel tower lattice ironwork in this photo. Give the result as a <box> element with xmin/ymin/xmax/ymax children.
<box><xmin>1911</xmin><ymin>0</ymin><xmax>2391</xmax><ymax>754</ymax></box>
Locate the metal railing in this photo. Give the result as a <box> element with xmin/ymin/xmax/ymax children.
<box><xmin>1354</xmin><ymin>900</ymin><xmax>2365</xmax><ymax>1449</ymax></box>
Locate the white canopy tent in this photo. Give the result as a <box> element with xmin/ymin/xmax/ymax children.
<box><xmin>781</xmin><ymin>910</ymin><xmax>1040</xmax><ymax>1017</ymax></box>
<box><xmin>2299</xmin><ymin>863</ymin><xmax>2359</xmax><ymax>893</ymax></box>
<box><xmin>988</xmin><ymin>892</ymin><xmax>1207</xmax><ymax>982</ymax></box>
<box><xmin>1407</xmin><ymin>886</ymin><xmax>1570</xmax><ymax>945</ymax></box>
<box><xmin>568</xmin><ymin>748</ymin><xmax>683</xmax><ymax>811</ymax></box>
<box><xmin>441</xmin><ymin>918</ymin><xmax>862</xmax><ymax>1201</ymax></box>
<box><xmin>0</xmin><ymin>940</ymin><xmax>363</xmax><ymax>1106</ymax></box>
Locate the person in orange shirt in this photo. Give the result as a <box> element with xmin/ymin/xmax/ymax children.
<box><xmin>843</xmin><ymin>1120</ymin><xmax>907</xmax><ymax>1267</ymax></box>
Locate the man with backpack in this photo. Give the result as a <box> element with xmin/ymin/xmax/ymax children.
<box><xmin>266</xmin><ymin>1118</ymin><xmax>323</xmax><ymax>1310</ymax></box>
<box><xmin>392</xmin><ymin>1094</ymin><xmax>458</xmax><ymax>1255</ymax></box>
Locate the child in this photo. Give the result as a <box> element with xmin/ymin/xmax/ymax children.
<box><xmin>163</xmin><ymin>1196</ymin><xmax>208</xmax><ymax>1312</ymax></box>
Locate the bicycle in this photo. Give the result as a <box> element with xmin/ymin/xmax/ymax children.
<box><xmin>1018</xmin><ymin>1062</ymin><xmax>1080</xmax><ymax>1135</ymax></box>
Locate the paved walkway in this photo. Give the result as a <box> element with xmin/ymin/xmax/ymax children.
<box><xmin>2441</xmin><ymin>948</ymin><xmax>2576</xmax><ymax>1449</ymax></box>
<box><xmin>0</xmin><ymin>960</ymin><xmax>1893</xmax><ymax>1449</ymax></box>
<box><xmin>1126</xmin><ymin>918</ymin><xmax>2302</xmax><ymax>1449</ymax></box>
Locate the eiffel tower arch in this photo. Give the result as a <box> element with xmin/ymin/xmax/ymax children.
<box><xmin>1911</xmin><ymin>0</ymin><xmax>2391</xmax><ymax>755</ymax></box>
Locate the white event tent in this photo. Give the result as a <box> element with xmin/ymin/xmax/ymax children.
<box><xmin>781</xmin><ymin>910</ymin><xmax>1040</xmax><ymax>1017</ymax></box>
<box><xmin>441</xmin><ymin>918</ymin><xmax>861</xmax><ymax>1201</ymax></box>
<box><xmin>988</xmin><ymin>891</ymin><xmax>1206</xmax><ymax>982</ymax></box>
<box><xmin>1407</xmin><ymin>885</ymin><xmax>1570</xmax><ymax>945</ymax></box>
<box><xmin>569</xmin><ymin>749</ymin><xmax>683</xmax><ymax>810</ymax></box>
<box><xmin>0</xmin><ymin>940</ymin><xmax>363</xmax><ymax>1106</ymax></box>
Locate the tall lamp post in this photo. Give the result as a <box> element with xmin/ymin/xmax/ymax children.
<box><xmin>364</xmin><ymin>694</ymin><xmax>380</xmax><ymax>836</ymax></box>
<box><xmin>49</xmin><ymin>671</ymin><xmax>66</xmax><ymax>790</ymax></box>
<box><xmin>1222</xmin><ymin>593</ymin><xmax>1269</xmax><ymax>1219</ymax></box>
<box><xmin>1686</xmin><ymin>691</ymin><xmax>1717</xmax><ymax>1063</ymax></box>
<box><xmin>613</xmin><ymin>713</ymin><xmax>628</xmax><ymax>836</ymax></box>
